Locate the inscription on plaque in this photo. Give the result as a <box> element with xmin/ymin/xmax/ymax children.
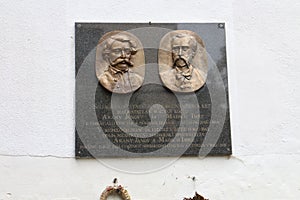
<box><xmin>75</xmin><ymin>23</ymin><xmax>231</xmax><ymax>157</ymax></box>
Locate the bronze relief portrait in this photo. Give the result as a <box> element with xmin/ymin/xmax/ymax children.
<box><xmin>95</xmin><ymin>31</ymin><xmax>145</xmax><ymax>93</ymax></box>
<box><xmin>159</xmin><ymin>30</ymin><xmax>208</xmax><ymax>92</ymax></box>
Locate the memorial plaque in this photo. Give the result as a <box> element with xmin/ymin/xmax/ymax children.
<box><xmin>75</xmin><ymin>23</ymin><xmax>231</xmax><ymax>158</ymax></box>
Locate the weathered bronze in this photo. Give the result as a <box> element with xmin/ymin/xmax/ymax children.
<box><xmin>96</xmin><ymin>31</ymin><xmax>145</xmax><ymax>93</ymax></box>
<box><xmin>159</xmin><ymin>30</ymin><xmax>207</xmax><ymax>92</ymax></box>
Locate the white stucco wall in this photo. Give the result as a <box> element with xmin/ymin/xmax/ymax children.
<box><xmin>1</xmin><ymin>0</ymin><xmax>300</xmax><ymax>199</ymax></box>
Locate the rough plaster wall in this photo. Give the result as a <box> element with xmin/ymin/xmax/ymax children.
<box><xmin>0</xmin><ymin>0</ymin><xmax>300</xmax><ymax>199</ymax></box>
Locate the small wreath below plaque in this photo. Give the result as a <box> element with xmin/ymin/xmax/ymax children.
<box><xmin>183</xmin><ymin>192</ymin><xmax>208</xmax><ymax>200</ymax></box>
<box><xmin>100</xmin><ymin>179</ymin><xmax>131</xmax><ymax>200</ymax></box>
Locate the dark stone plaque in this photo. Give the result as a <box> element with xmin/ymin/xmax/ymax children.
<box><xmin>75</xmin><ymin>23</ymin><xmax>231</xmax><ymax>158</ymax></box>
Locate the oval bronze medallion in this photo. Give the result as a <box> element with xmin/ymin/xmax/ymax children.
<box><xmin>95</xmin><ymin>31</ymin><xmax>145</xmax><ymax>94</ymax></box>
<box><xmin>159</xmin><ymin>30</ymin><xmax>208</xmax><ymax>93</ymax></box>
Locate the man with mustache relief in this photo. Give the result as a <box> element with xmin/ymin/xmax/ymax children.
<box><xmin>99</xmin><ymin>34</ymin><xmax>143</xmax><ymax>93</ymax></box>
<box><xmin>161</xmin><ymin>33</ymin><xmax>206</xmax><ymax>93</ymax></box>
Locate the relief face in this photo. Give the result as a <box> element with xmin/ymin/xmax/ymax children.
<box><xmin>95</xmin><ymin>31</ymin><xmax>145</xmax><ymax>93</ymax></box>
<box><xmin>159</xmin><ymin>30</ymin><xmax>208</xmax><ymax>92</ymax></box>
